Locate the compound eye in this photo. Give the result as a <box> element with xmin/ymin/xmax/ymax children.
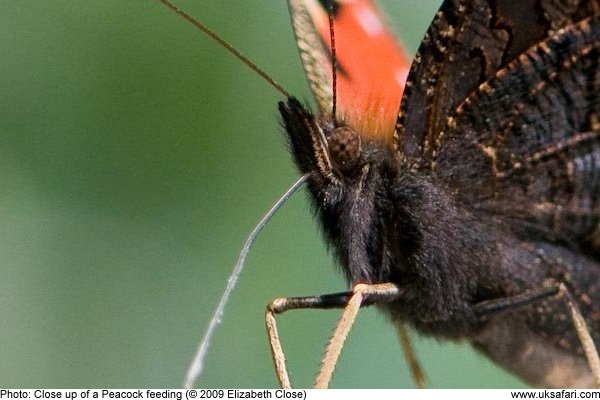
<box><xmin>328</xmin><ymin>126</ymin><xmax>361</xmax><ymax>174</ymax></box>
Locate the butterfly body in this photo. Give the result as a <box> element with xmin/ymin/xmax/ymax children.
<box><xmin>283</xmin><ymin>0</ymin><xmax>600</xmax><ymax>387</ymax></box>
<box><xmin>281</xmin><ymin>95</ymin><xmax>600</xmax><ymax>387</ymax></box>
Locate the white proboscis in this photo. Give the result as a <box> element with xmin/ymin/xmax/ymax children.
<box><xmin>183</xmin><ymin>174</ymin><xmax>310</xmax><ymax>389</ymax></box>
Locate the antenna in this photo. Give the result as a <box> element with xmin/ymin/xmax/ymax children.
<box><xmin>183</xmin><ymin>174</ymin><xmax>309</xmax><ymax>389</ymax></box>
<box><xmin>156</xmin><ymin>0</ymin><xmax>290</xmax><ymax>98</ymax></box>
<box><xmin>327</xmin><ymin>2</ymin><xmax>338</xmax><ymax>120</ymax></box>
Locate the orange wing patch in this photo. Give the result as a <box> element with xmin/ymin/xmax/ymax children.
<box><xmin>289</xmin><ymin>0</ymin><xmax>410</xmax><ymax>144</ymax></box>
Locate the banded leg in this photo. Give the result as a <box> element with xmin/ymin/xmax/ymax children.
<box><xmin>265</xmin><ymin>282</ymin><xmax>406</xmax><ymax>388</ymax></box>
<box><xmin>265</xmin><ymin>290</ymin><xmax>353</xmax><ymax>388</ymax></box>
<box><xmin>473</xmin><ymin>283</ymin><xmax>600</xmax><ymax>387</ymax></box>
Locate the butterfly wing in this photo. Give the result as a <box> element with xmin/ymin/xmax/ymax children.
<box><xmin>287</xmin><ymin>0</ymin><xmax>410</xmax><ymax>143</ymax></box>
<box><xmin>434</xmin><ymin>16</ymin><xmax>600</xmax><ymax>255</ymax></box>
<box><xmin>397</xmin><ymin>0</ymin><xmax>600</xmax><ymax>255</ymax></box>
<box><xmin>396</xmin><ymin>0</ymin><xmax>600</xmax><ymax>160</ymax></box>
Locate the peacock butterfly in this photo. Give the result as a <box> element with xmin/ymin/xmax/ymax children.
<box><xmin>273</xmin><ymin>0</ymin><xmax>600</xmax><ymax>388</ymax></box>
<box><xmin>160</xmin><ymin>0</ymin><xmax>600</xmax><ymax>389</ymax></box>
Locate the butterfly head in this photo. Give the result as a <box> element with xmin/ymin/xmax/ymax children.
<box><xmin>281</xmin><ymin>96</ymin><xmax>393</xmax><ymax>192</ymax></box>
<box><xmin>326</xmin><ymin>124</ymin><xmax>362</xmax><ymax>175</ymax></box>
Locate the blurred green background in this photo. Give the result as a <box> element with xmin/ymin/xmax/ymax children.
<box><xmin>0</xmin><ymin>0</ymin><xmax>527</xmax><ymax>388</ymax></box>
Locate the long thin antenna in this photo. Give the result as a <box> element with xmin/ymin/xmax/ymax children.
<box><xmin>183</xmin><ymin>174</ymin><xmax>310</xmax><ymax>389</ymax></box>
<box><xmin>327</xmin><ymin>2</ymin><xmax>338</xmax><ymax>120</ymax></box>
<box><xmin>156</xmin><ymin>0</ymin><xmax>290</xmax><ymax>98</ymax></box>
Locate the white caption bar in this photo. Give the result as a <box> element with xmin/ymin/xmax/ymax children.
<box><xmin>1</xmin><ymin>389</ymin><xmax>599</xmax><ymax>400</ymax></box>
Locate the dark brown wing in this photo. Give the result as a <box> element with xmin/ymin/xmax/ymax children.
<box><xmin>395</xmin><ymin>0</ymin><xmax>600</xmax><ymax>162</ymax></box>
<box><xmin>434</xmin><ymin>16</ymin><xmax>600</xmax><ymax>255</ymax></box>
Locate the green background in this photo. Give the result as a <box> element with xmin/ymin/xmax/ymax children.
<box><xmin>0</xmin><ymin>0</ymin><xmax>527</xmax><ymax>388</ymax></box>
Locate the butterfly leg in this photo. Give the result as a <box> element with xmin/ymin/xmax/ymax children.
<box><xmin>315</xmin><ymin>283</ymin><xmax>403</xmax><ymax>388</ymax></box>
<box><xmin>396</xmin><ymin>322</ymin><xmax>427</xmax><ymax>388</ymax></box>
<box><xmin>473</xmin><ymin>283</ymin><xmax>600</xmax><ymax>387</ymax></box>
<box><xmin>265</xmin><ymin>282</ymin><xmax>405</xmax><ymax>388</ymax></box>
<box><xmin>266</xmin><ymin>289</ymin><xmax>353</xmax><ymax>388</ymax></box>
